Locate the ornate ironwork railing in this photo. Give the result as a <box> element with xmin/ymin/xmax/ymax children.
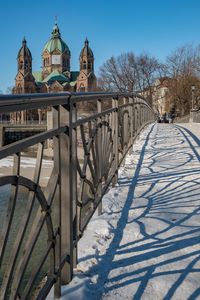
<box><xmin>0</xmin><ymin>92</ymin><xmax>154</xmax><ymax>299</ymax></box>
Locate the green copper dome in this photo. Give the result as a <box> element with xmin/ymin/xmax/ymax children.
<box><xmin>43</xmin><ymin>23</ymin><xmax>70</xmax><ymax>55</ymax></box>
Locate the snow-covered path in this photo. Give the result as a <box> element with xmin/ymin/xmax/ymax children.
<box><xmin>49</xmin><ymin>123</ymin><xmax>200</xmax><ymax>300</ymax></box>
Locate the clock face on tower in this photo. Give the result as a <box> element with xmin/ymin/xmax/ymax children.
<box><xmin>52</xmin><ymin>55</ymin><xmax>61</xmax><ymax>65</ymax></box>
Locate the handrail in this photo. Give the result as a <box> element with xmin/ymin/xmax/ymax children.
<box><xmin>0</xmin><ymin>92</ymin><xmax>152</xmax><ymax>112</ymax></box>
<box><xmin>0</xmin><ymin>92</ymin><xmax>155</xmax><ymax>299</ymax></box>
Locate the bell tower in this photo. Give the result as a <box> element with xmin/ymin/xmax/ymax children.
<box><xmin>77</xmin><ymin>38</ymin><xmax>97</xmax><ymax>92</ymax></box>
<box><xmin>14</xmin><ymin>38</ymin><xmax>36</xmax><ymax>94</ymax></box>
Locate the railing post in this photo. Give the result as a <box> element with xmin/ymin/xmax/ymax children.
<box><xmin>70</xmin><ymin>101</ymin><xmax>78</xmax><ymax>269</ymax></box>
<box><xmin>139</xmin><ymin>103</ymin><xmax>142</xmax><ymax>128</ymax></box>
<box><xmin>135</xmin><ymin>102</ymin><xmax>139</xmax><ymax>134</ymax></box>
<box><xmin>0</xmin><ymin>125</ymin><xmax>4</xmax><ymax>147</ymax></box>
<box><xmin>52</xmin><ymin>105</ymin><xmax>61</xmax><ymax>298</ymax></box>
<box><xmin>139</xmin><ymin>104</ymin><xmax>141</xmax><ymax>128</ymax></box>
<box><xmin>132</xmin><ymin>103</ymin><xmax>135</xmax><ymax>138</ymax></box>
<box><xmin>58</xmin><ymin>100</ymin><xmax>77</xmax><ymax>286</ymax></box>
<box><xmin>112</xmin><ymin>97</ymin><xmax>119</xmax><ymax>187</ymax></box>
<box><xmin>143</xmin><ymin>106</ymin><xmax>145</xmax><ymax>124</ymax></box>
<box><xmin>146</xmin><ymin>106</ymin><xmax>148</xmax><ymax>123</ymax></box>
<box><xmin>134</xmin><ymin>103</ymin><xmax>137</xmax><ymax>137</ymax></box>
<box><xmin>145</xmin><ymin>106</ymin><xmax>147</xmax><ymax>124</ymax></box>
<box><xmin>141</xmin><ymin>105</ymin><xmax>144</xmax><ymax>126</ymax></box>
<box><xmin>97</xmin><ymin>98</ymin><xmax>103</xmax><ymax>216</ymax></box>
<box><xmin>129</xmin><ymin>97</ymin><xmax>134</xmax><ymax>153</ymax></box>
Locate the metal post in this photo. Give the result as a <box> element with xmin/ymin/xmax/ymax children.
<box><xmin>136</xmin><ymin>103</ymin><xmax>139</xmax><ymax>133</ymax></box>
<box><xmin>70</xmin><ymin>101</ymin><xmax>78</xmax><ymax>269</ymax></box>
<box><xmin>191</xmin><ymin>85</ymin><xmax>195</xmax><ymax>110</ymax></box>
<box><xmin>52</xmin><ymin>106</ymin><xmax>61</xmax><ymax>298</ymax></box>
<box><xmin>38</xmin><ymin>109</ymin><xmax>42</xmax><ymax>125</ymax></box>
<box><xmin>97</xmin><ymin>98</ymin><xmax>102</xmax><ymax>215</ymax></box>
<box><xmin>144</xmin><ymin>106</ymin><xmax>146</xmax><ymax>124</ymax></box>
<box><xmin>112</xmin><ymin>97</ymin><xmax>119</xmax><ymax>186</ymax></box>
<box><xmin>0</xmin><ymin>125</ymin><xmax>4</xmax><ymax>147</ymax></box>
<box><xmin>58</xmin><ymin>100</ymin><xmax>77</xmax><ymax>285</ymax></box>
<box><xmin>133</xmin><ymin>103</ymin><xmax>136</xmax><ymax>137</ymax></box>
<box><xmin>134</xmin><ymin>104</ymin><xmax>138</xmax><ymax>135</ymax></box>
<box><xmin>129</xmin><ymin>97</ymin><xmax>134</xmax><ymax>153</ymax></box>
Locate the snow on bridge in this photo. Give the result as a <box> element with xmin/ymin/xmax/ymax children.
<box><xmin>48</xmin><ymin>123</ymin><xmax>200</xmax><ymax>300</ymax></box>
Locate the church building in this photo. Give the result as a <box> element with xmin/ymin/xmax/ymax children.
<box><xmin>13</xmin><ymin>23</ymin><xmax>97</xmax><ymax>94</ymax></box>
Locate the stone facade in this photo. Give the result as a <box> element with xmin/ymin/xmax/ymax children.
<box><xmin>12</xmin><ymin>23</ymin><xmax>97</xmax><ymax>123</ymax></box>
<box><xmin>13</xmin><ymin>23</ymin><xmax>97</xmax><ymax>95</ymax></box>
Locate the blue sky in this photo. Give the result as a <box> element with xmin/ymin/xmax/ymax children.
<box><xmin>1</xmin><ymin>0</ymin><xmax>200</xmax><ymax>93</ymax></box>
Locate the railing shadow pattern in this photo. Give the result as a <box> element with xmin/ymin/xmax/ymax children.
<box><xmin>0</xmin><ymin>92</ymin><xmax>154</xmax><ymax>299</ymax></box>
<box><xmin>79</xmin><ymin>123</ymin><xmax>200</xmax><ymax>299</ymax></box>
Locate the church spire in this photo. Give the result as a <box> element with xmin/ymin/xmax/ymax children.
<box><xmin>14</xmin><ymin>38</ymin><xmax>36</xmax><ymax>94</ymax></box>
<box><xmin>85</xmin><ymin>37</ymin><xmax>89</xmax><ymax>46</ymax></box>
<box><xmin>77</xmin><ymin>38</ymin><xmax>97</xmax><ymax>92</ymax></box>
<box><xmin>17</xmin><ymin>38</ymin><xmax>32</xmax><ymax>71</ymax></box>
<box><xmin>51</xmin><ymin>23</ymin><xmax>61</xmax><ymax>38</ymax></box>
<box><xmin>79</xmin><ymin>38</ymin><xmax>94</xmax><ymax>73</ymax></box>
<box><xmin>22</xmin><ymin>37</ymin><xmax>27</xmax><ymax>46</ymax></box>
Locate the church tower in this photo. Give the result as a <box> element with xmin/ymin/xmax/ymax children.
<box><xmin>14</xmin><ymin>38</ymin><xmax>36</xmax><ymax>94</ymax></box>
<box><xmin>76</xmin><ymin>38</ymin><xmax>97</xmax><ymax>92</ymax></box>
<box><xmin>42</xmin><ymin>23</ymin><xmax>71</xmax><ymax>80</ymax></box>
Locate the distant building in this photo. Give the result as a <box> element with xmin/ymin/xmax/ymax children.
<box><xmin>12</xmin><ymin>23</ymin><xmax>97</xmax><ymax>123</ymax></box>
<box><xmin>152</xmin><ymin>77</ymin><xmax>172</xmax><ymax>115</ymax></box>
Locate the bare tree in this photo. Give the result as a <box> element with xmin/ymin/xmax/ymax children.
<box><xmin>6</xmin><ymin>86</ymin><xmax>14</xmax><ymax>94</ymax></box>
<box><xmin>136</xmin><ymin>54</ymin><xmax>166</xmax><ymax>103</ymax></box>
<box><xmin>98</xmin><ymin>45</ymin><xmax>200</xmax><ymax>115</ymax></box>
<box><xmin>98</xmin><ymin>53</ymin><xmax>136</xmax><ymax>93</ymax></box>
<box><xmin>166</xmin><ymin>45</ymin><xmax>200</xmax><ymax>115</ymax></box>
<box><xmin>98</xmin><ymin>52</ymin><xmax>165</xmax><ymax>105</ymax></box>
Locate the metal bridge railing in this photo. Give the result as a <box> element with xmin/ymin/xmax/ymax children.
<box><xmin>0</xmin><ymin>92</ymin><xmax>155</xmax><ymax>299</ymax></box>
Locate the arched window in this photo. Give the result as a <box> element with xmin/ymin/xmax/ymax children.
<box><xmin>83</xmin><ymin>60</ymin><xmax>87</xmax><ymax>70</ymax></box>
<box><xmin>80</xmin><ymin>84</ymin><xmax>85</xmax><ymax>92</ymax></box>
<box><xmin>18</xmin><ymin>84</ymin><xmax>22</xmax><ymax>94</ymax></box>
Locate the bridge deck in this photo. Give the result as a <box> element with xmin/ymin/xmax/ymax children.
<box><xmin>53</xmin><ymin>123</ymin><xmax>200</xmax><ymax>299</ymax></box>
